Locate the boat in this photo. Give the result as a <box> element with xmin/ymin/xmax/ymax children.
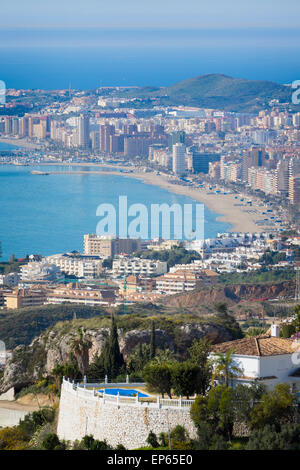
<box><xmin>13</xmin><ymin>161</ymin><xmax>29</xmax><ymax>166</ymax></box>
<box><xmin>30</xmin><ymin>170</ymin><xmax>50</xmax><ymax>175</ymax></box>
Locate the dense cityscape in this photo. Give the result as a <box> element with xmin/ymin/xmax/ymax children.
<box><xmin>0</xmin><ymin>80</ymin><xmax>300</xmax><ymax>453</ymax></box>
<box><xmin>1</xmin><ymin>84</ymin><xmax>299</xmax><ymax>219</ymax></box>
<box><xmin>1</xmin><ymin>0</ymin><xmax>300</xmax><ymax>458</ymax></box>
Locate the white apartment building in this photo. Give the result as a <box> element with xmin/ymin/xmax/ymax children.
<box><xmin>47</xmin><ymin>285</ymin><xmax>116</xmax><ymax>306</ymax></box>
<box><xmin>46</xmin><ymin>253</ymin><xmax>102</xmax><ymax>279</ymax></box>
<box><xmin>185</xmin><ymin>233</ymin><xmax>273</xmax><ymax>259</ymax></box>
<box><xmin>146</xmin><ymin>239</ymin><xmax>181</xmax><ymax>251</ymax></box>
<box><xmin>84</xmin><ymin>234</ymin><xmax>141</xmax><ymax>258</ymax></box>
<box><xmin>194</xmin><ymin>248</ymin><xmax>264</xmax><ymax>273</ymax></box>
<box><xmin>155</xmin><ymin>270</ymin><xmax>202</xmax><ymax>295</ymax></box>
<box><xmin>0</xmin><ymin>272</ymin><xmax>20</xmax><ymax>287</ymax></box>
<box><xmin>172</xmin><ymin>143</ymin><xmax>186</xmax><ymax>176</ymax></box>
<box><xmin>169</xmin><ymin>260</ymin><xmax>218</xmax><ymax>278</ymax></box>
<box><xmin>112</xmin><ymin>257</ymin><xmax>167</xmax><ymax>278</ymax></box>
<box><xmin>20</xmin><ymin>261</ymin><xmax>61</xmax><ymax>282</ymax></box>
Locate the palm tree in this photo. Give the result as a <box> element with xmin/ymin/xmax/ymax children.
<box><xmin>51</xmin><ymin>364</ymin><xmax>65</xmax><ymax>389</ymax></box>
<box><xmin>150</xmin><ymin>321</ymin><xmax>156</xmax><ymax>360</ymax></box>
<box><xmin>247</xmin><ymin>327</ymin><xmax>267</xmax><ymax>337</ymax></box>
<box><xmin>211</xmin><ymin>349</ymin><xmax>242</xmax><ymax>387</ymax></box>
<box><xmin>70</xmin><ymin>328</ymin><xmax>92</xmax><ymax>377</ymax></box>
<box><xmin>151</xmin><ymin>349</ymin><xmax>175</xmax><ymax>365</ymax></box>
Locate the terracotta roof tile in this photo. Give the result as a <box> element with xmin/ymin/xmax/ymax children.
<box><xmin>212</xmin><ymin>335</ymin><xmax>295</xmax><ymax>357</ymax></box>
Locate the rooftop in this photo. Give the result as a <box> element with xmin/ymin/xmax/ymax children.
<box><xmin>211</xmin><ymin>335</ymin><xmax>297</xmax><ymax>357</ymax></box>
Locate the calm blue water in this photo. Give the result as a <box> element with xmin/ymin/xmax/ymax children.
<box><xmin>0</xmin><ymin>161</ymin><xmax>230</xmax><ymax>260</ymax></box>
<box><xmin>0</xmin><ymin>142</ymin><xmax>20</xmax><ymax>151</ymax></box>
<box><xmin>0</xmin><ymin>28</ymin><xmax>300</xmax><ymax>88</ymax></box>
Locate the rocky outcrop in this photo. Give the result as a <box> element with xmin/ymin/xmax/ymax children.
<box><xmin>162</xmin><ymin>287</ymin><xmax>236</xmax><ymax>309</ymax></box>
<box><xmin>224</xmin><ymin>281</ymin><xmax>294</xmax><ymax>301</ymax></box>
<box><xmin>162</xmin><ymin>280</ymin><xmax>295</xmax><ymax>309</ymax></box>
<box><xmin>0</xmin><ymin>320</ymin><xmax>235</xmax><ymax>394</ymax></box>
<box><xmin>119</xmin><ymin>323</ymin><xmax>232</xmax><ymax>359</ymax></box>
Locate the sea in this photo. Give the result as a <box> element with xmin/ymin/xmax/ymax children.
<box><xmin>0</xmin><ymin>144</ymin><xmax>230</xmax><ymax>260</ymax></box>
<box><xmin>1</xmin><ymin>26</ymin><xmax>297</xmax><ymax>259</ymax></box>
<box><xmin>0</xmin><ymin>28</ymin><xmax>300</xmax><ymax>89</ymax></box>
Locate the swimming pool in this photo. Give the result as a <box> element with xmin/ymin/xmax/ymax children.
<box><xmin>98</xmin><ymin>388</ymin><xmax>149</xmax><ymax>398</ymax></box>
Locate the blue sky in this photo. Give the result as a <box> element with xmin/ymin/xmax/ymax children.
<box><xmin>1</xmin><ymin>0</ymin><xmax>300</xmax><ymax>28</ymax></box>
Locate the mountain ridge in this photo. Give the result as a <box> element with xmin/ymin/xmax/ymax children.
<box><xmin>123</xmin><ymin>73</ymin><xmax>296</xmax><ymax>112</ymax></box>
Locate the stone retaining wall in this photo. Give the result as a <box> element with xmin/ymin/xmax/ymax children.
<box><xmin>57</xmin><ymin>381</ymin><xmax>197</xmax><ymax>449</ymax></box>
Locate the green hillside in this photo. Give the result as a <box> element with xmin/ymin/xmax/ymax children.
<box><xmin>124</xmin><ymin>74</ymin><xmax>295</xmax><ymax>112</ymax></box>
<box><xmin>0</xmin><ymin>304</ymin><xmax>109</xmax><ymax>349</ymax></box>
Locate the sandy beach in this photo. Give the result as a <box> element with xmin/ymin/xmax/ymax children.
<box><xmin>0</xmin><ymin>137</ymin><xmax>42</xmax><ymax>149</ymax></box>
<box><xmin>139</xmin><ymin>172</ymin><xmax>268</xmax><ymax>233</ymax></box>
<box><xmin>32</xmin><ymin>166</ymin><xmax>277</xmax><ymax>233</ymax></box>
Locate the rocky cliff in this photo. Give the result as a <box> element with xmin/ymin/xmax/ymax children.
<box><xmin>162</xmin><ymin>281</ymin><xmax>294</xmax><ymax>310</ymax></box>
<box><xmin>0</xmin><ymin>315</ymin><xmax>238</xmax><ymax>394</ymax></box>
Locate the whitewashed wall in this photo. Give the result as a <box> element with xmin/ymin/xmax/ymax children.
<box><xmin>57</xmin><ymin>381</ymin><xmax>197</xmax><ymax>449</ymax></box>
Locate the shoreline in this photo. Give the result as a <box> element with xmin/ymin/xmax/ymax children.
<box><xmin>116</xmin><ymin>171</ymin><xmax>272</xmax><ymax>233</ymax></box>
<box><xmin>28</xmin><ymin>166</ymin><xmax>276</xmax><ymax>233</ymax></box>
<box><xmin>0</xmin><ymin>137</ymin><xmax>42</xmax><ymax>149</ymax></box>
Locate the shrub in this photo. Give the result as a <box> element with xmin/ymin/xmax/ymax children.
<box><xmin>249</xmin><ymin>383</ymin><xmax>296</xmax><ymax>431</ymax></box>
<box><xmin>18</xmin><ymin>407</ymin><xmax>55</xmax><ymax>441</ymax></box>
<box><xmin>42</xmin><ymin>433</ymin><xmax>61</xmax><ymax>450</ymax></box>
<box><xmin>212</xmin><ymin>435</ymin><xmax>228</xmax><ymax>450</ymax></box>
<box><xmin>170</xmin><ymin>425</ymin><xmax>188</xmax><ymax>443</ymax></box>
<box><xmin>146</xmin><ymin>431</ymin><xmax>159</xmax><ymax>448</ymax></box>
<box><xmin>194</xmin><ymin>422</ymin><xmax>213</xmax><ymax>450</ymax></box>
<box><xmin>247</xmin><ymin>424</ymin><xmax>300</xmax><ymax>450</ymax></box>
<box><xmin>115</xmin><ymin>444</ymin><xmax>126</xmax><ymax>450</ymax></box>
<box><xmin>81</xmin><ymin>434</ymin><xmax>112</xmax><ymax>450</ymax></box>
<box><xmin>0</xmin><ymin>427</ymin><xmax>29</xmax><ymax>450</ymax></box>
<box><xmin>159</xmin><ymin>432</ymin><xmax>168</xmax><ymax>447</ymax></box>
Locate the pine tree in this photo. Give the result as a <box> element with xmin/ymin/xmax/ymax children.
<box><xmin>150</xmin><ymin>321</ymin><xmax>156</xmax><ymax>360</ymax></box>
<box><xmin>86</xmin><ymin>354</ymin><xmax>106</xmax><ymax>382</ymax></box>
<box><xmin>101</xmin><ymin>315</ymin><xmax>125</xmax><ymax>379</ymax></box>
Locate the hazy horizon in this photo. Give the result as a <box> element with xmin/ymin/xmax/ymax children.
<box><xmin>0</xmin><ymin>27</ymin><xmax>299</xmax><ymax>89</ymax></box>
<box><xmin>1</xmin><ymin>0</ymin><xmax>300</xmax><ymax>29</ymax></box>
<box><xmin>0</xmin><ymin>1</ymin><xmax>300</xmax><ymax>89</ymax></box>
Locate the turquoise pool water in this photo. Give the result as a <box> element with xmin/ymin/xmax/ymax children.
<box><xmin>98</xmin><ymin>388</ymin><xmax>149</xmax><ymax>397</ymax></box>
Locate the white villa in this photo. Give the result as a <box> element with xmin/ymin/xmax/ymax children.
<box><xmin>210</xmin><ymin>325</ymin><xmax>300</xmax><ymax>392</ymax></box>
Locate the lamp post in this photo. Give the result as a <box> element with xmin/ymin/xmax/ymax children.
<box><xmin>166</xmin><ymin>408</ymin><xmax>171</xmax><ymax>450</ymax></box>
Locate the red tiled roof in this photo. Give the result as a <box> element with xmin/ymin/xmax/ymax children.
<box><xmin>211</xmin><ymin>335</ymin><xmax>295</xmax><ymax>357</ymax></box>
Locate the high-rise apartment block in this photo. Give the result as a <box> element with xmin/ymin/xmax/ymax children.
<box><xmin>84</xmin><ymin>234</ymin><xmax>141</xmax><ymax>258</ymax></box>
<box><xmin>78</xmin><ymin>114</ymin><xmax>90</xmax><ymax>148</ymax></box>
<box><xmin>289</xmin><ymin>175</ymin><xmax>300</xmax><ymax>205</ymax></box>
<box><xmin>172</xmin><ymin>142</ymin><xmax>186</xmax><ymax>176</ymax></box>
<box><xmin>168</xmin><ymin>131</ymin><xmax>185</xmax><ymax>149</ymax></box>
